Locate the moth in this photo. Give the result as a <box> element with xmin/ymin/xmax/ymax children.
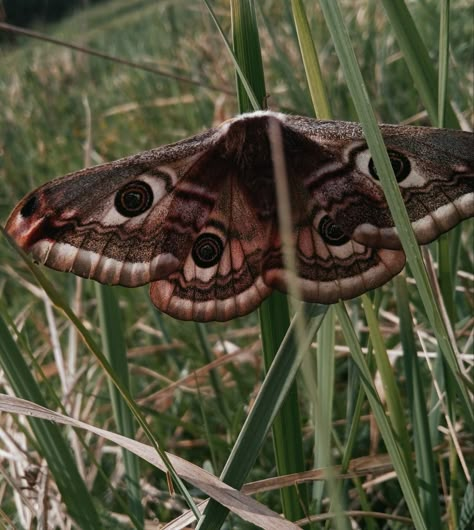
<box><xmin>5</xmin><ymin>111</ymin><xmax>474</xmax><ymax>321</ymax></box>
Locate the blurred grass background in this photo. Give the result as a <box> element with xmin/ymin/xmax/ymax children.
<box><xmin>0</xmin><ymin>0</ymin><xmax>473</xmax><ymax>528</ymax></box>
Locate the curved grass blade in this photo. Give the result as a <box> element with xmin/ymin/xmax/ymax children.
<box><xmin>1</xmin><ymin>228</ymin><xmax>200</xmax><ymax>520</ymax></box>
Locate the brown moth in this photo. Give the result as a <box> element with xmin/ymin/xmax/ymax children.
<box><xmin>5</xmin><ymin>111</ymin><xmax>474</xmax><ymax>321</ymax></box>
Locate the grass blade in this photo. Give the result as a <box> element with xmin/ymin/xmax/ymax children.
<box><xmin>96</xmin><ymin>285</ymin><xmax>144</xmax><ymax>527</ymax></box>
<box><xmin>380</xmin><ymin>0</ymin><xmax>459</xmax><ymax>128</ymax></box>
<box><xmin>198</xmin><ymin>304</ymin><xmax>327</xmax><ymax>529</ymax></box>
<box><xmin>0</xmin><ymin>313</ymin><xmax>102</xmax><ymax>529</ymax></box>
<box><xmin>335</xmin><ymin>303</ymin><xmax>427</xmax><ymax>530</ymax></box>
<box><xmin>291</xmin><ymin>0</ymin><xmax>331</xmax><ymax>119</ymax></box>
<box><xmin>318</xmin><ymin>0</ymin><xmax>473</xmax><ymax>429</ymax></box>
<box><xmin>395</xmin><ymin>275</ymin><xmax>442</xmax><ymax>530</ymax></box>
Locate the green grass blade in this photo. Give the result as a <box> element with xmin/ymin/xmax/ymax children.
<box><xmin>380</xmin><ymin>0</ymin><xmax>459</xmax><ymax>128</ymax></box>
<box><xmin>96</xmin><ymin>284</ymin><xmax>144</xmax><ymax>527</ymax></box>
<box><xmin>318</xmin><ymin>0</ymin><xmax>473</xmax><ymax>429</ymax></box>
<box><xmin>202</xmin><ymin>0</ymin><xmax>260</xmax><ymax>111</ymax></box>
<box><xmin>395</xmin><ymin>276</ymin><xmax>443</xmax><ymax>530</ymax></box>
<box><xmin>0</xmin><ymin>313</ymin><xmax>102</xmax><ymax>529</ymax></box>
<box><xmin>230</xmin><ymin>0</ymin><xmax>266</xmax><ymax>111</ymax></box>
<box><xmin>291</xmin><ymin>0</ymin><xmax>331</xmax><ymax>120</ymax></box>
<box><xmin>335</xmin><ymin>303</ymin><xmax>427</xmax><ymax>530</ymax></box>
<box><xmin>198</xmin><ymin>304</ymin><xmax>327</xmax><ymax>529</ymax></box>
<box><xmin>362</xmin><ymin>294</ymin><xmax>416</xmax><ymax>483</ymax></box>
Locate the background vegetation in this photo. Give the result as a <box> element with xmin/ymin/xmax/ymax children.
<box><xmin>0</xmin><ymin>0</ymin><xmax>472</xmax><ymax>528</ymax></box>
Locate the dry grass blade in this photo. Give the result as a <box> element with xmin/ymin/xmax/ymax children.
<box><xmin>0</xmin><ymin>394</ymin><xmax>299</xmax><ymax>530</ymax></box>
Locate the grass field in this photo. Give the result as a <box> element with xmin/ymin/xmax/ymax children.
<box><xmin>0</xmin><ymin>0</ymin><xmax>473</xmax><ymax>528</ymax></box>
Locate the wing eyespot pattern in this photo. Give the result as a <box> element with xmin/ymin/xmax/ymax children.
<box><xmin>318</xmin><ymin>215</ymin><xmax>350</xmax><ymax>246</ymax></box>
<box><xmin>21</xmin><ymin>195</ymin><xmax>39</xmax><ymax>218</ymax></box>
<box><xmin>115</xmin><ymin>180</ymin><xmax>154</xmax><ymax>217</ymax></box>
<box><xmin>192</xmin><ymin>233</ymin><xmax>224</xmax><ymax>268</ymax></box>
<box><xmin>368</xmin><ymin>149</ymin><xmax>411</xmax><ymax>183</ymax></box>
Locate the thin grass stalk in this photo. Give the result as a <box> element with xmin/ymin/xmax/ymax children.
<box><xmin>318</xmin><ymin>0</ymin><xmax>473</xmax><ymax>428</ymax></box>
<box><xmin>395</xmin><ymin>276</ymin><xmax>442</xmax><ymax>529</ymax></box>
<box><xmin>233</xmin><ymin>0</ymin><xmax>307</xmax><ymax>521</ymax></box>
<box><xmin>361</xmin><ymin>294</ymin><xmax>417</xmax><ymax>485</ymax></box>
<box><xmin>197</xmin><ymin>304</ymin><xmax>327</xmax><ymax>529</ymax></box>
<box><xmin>335</xmin><ymin>303</ymin><xmax>427</xmax><ymax>530</ymax></box>
<box><xmin>195</xmin><ymin>322</ymin><xmax>232</xmax><ymax>427</ymax></box>
<box><xmin>380</xmin><ymin>0</ymin><xmax>459</xmax><ymax>129</ymax></box>
<box><xmin>0</xmin><ymin>313</ymin><xmax>102</xmax><ymax>529</ymax></box>
<box><xmin>96</xmin><ymin>285</ymin><xmax>144</xmax><ymax>527</ymax></box>
<box><xmin>266</xmin><ymin>118</ymin><xmax>311</xmax><ymax>520</ymax></box>
<box><xmin>289</xmin><ymin>4</ymin><xmax>349</xmax><ymax>523</ymax></box>
<box><xmin>436</xmin><ymin>3</ymin><xmax>462</xmax><ymax>525</ymax></box>
<box><xmin>200</xmin><ymin>0</ymin><xmax>308</xmax><ymax>524</ymax></box>
<box><xmin>436</xmin><ymin>0</ymin><xmax>455</xmax><ymax>323</ymax></box>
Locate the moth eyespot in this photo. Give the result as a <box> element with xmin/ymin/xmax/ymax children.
<box><xmin>368</xmin><ymin>149</ymin><xmax>411</xmax><ymax>183</ymax></box>
<box><xmin>115</xmin><ymin>180</ymin><xmax>153</xmax><ymax>217</ymax></box>
<box><xmin>318</xmin><ymin>215</ymin><xmax>349</xmax><ymax>246</ymax></box>
<box><xmin>21</xmin><ymin>195</ymin><xmax>38</xmax><ymax>218</ymax></box>
<box><xmin>192</xmin><ymin>233</ymin><xmax>224</xmax><ymax>268</ymax></box>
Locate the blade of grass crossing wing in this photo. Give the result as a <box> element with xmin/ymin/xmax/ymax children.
<box><xmin>290</xmin><ymin>3</ymin><xmax>348</xmax><ymax>521</ymax></box>
<box><xmin>96</xmin><ymin>284</ymin><xmax>144</xmax><ymax>527</ymax></box>
<box><xmin>234</xmin><ymin>1</ymin><xmax>309</xmax><ymax>521</ymax></box>
<box><xmin>0</xmin><ymin>313</ymin><xmax>102</xmax><ymax>529</ymax></box>
<box><xmin>436</xmin><ymin>5</ymin><xmax>463</xmax><ymax>526</ymax></box>
<box><xmin>199</xmin><ymin>0</ymin><xmax>309</xmax><ymax>525</ymax></box>
<box><xmin>395</xmin><ymin>276</ymin><xmax>443</xmax><ymax>530</ymax></box>
<box><xmin>318</xmin><ymin>0</ymin><xmax>473</xmax><ymax>428</ymax></box>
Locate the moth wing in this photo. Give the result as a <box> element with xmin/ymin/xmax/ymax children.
<box><xmin>284</xmin><ymin>115</ymin><xmax>474</xmax><ymax>250</ymax></box>
<box><xmin>5</xmin><ymin>126</ymin><xmax>223</xmax><ymax>287</ymax></box>
<box><xmin>150</xmin><ymin>170</ymin><xmax>274</xmax><ymax>322</ymax></box>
